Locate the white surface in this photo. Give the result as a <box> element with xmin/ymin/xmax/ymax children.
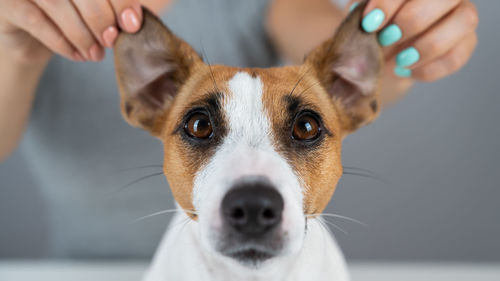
<box><xmin>0</xmin><ymin>261</ymin><xmax>499</xmax><ymax>281</ymax></box>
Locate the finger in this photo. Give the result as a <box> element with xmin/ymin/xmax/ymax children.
<box><xmin>360</xmin><ymin>0</ymin><xmax>406</xmax><ymax>33</ymax></box>
<box><xmin>382</xmin><ymin>53</ymin><xmax>415</xmax><ymax>80</ymax></box>
<box><xmin>381</xmin><ymin>0</ymin><xmax>462</xmax><ymax>51</ymax></box>
<box><xmin>33</xmin><ymin>0</ymin><xmax>103</xmax><ymax>61</ymax></box>
<box><xmin>412</xmin><ymin>32</ymin><xmax>477</xmax><ymax>82</ymax></box>
<box><xmin>107</xmin><ymin>0</ymin><xmax>143</xmax><ymax>33</ymax></box>
<box><xmin>72</xmin><ymin>0</ymin><xmax>118</xmax><ymax>48</ymax></box>
<box><xmin>395</xmin><ymin>1</ymin><xmax>478</xmax><ymax>70</ymax></box>
<box><xmin>7</xmin><ymin>0</ymin><xmax>80</xmax><ymax>61</ymax></box>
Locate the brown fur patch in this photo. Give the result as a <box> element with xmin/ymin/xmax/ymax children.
<box><xmin>256</xmin><ymin>66</ymin><xmax>344</xmax><ymax>214</ymax></box>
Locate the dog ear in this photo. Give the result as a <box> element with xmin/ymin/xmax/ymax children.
<box><xmin>304</xmin><ymin>2</ymin><xmax>383</xmax><ymax>134</ymax></box>
<box><xmin>114</xmin><ymin>8</ymin><xmax>202</xmax><ymax>136</ymax></box>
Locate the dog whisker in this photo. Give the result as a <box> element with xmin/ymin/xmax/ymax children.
<box><xmin>200</xmin><ymin>42</ymin><xmax>220</xmax><ymax>94</ymax></box>
<box><xmin>295</xmin><ymin>76</ymin><xmax>327</xmax><ymax>97</ymax></box>
<box><xmin>342</xmin><ymin>165</ymin><xmax>378</xmax><ymax>177</ymax></box>
<box><xmin>119</xmin><ymin>172</ymin><xmax>165</xmax><ymax>190</ymax></box>
<box><xmin>306</xmin><ymin>213</ymin><xmax>366</xmax><ymax>227</ymax></box>
<box><xmin>341</xmin><ymin>165</ymin><xmax>388</xmax><ymax>183</ymax></box>
<box><xmin>178</xmin><ymin>217</ymin><xmax>193</xmax><ymax>233</ymax></box>
<box><xmin>319</xmin><ymin>218</ymin><xmax>349</xmax><ymax>236</ymax></box>
<box><xmin>115</xmin><ymin>164</ymin><xmax>163</xmax><ymax>173</ymax></box>
<box><xmin>313</xmin><ymin>218</ymin><xmax>332</xmax><ymax>252</ymax></box>
<box><xmin>131</xmin><ymin>208</ymin><xmax>198</xmax><ymax>223</ymax></box>
<box><xmin>288</xmin><ymin>65</ymin><xmax>313</xmax><ymax>98</ymax></box>
<box><xmin>131</xmin><ymin>209</ymin><xmax>180</xmax><ymax>223</ymax></box>
<box><xmin>342</xmin><ymin>171</ymin><xmax>387</xmax><ymax>183</ymax></box>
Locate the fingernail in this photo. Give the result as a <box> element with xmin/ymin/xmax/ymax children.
<box><xmin>89</xmin><ymin>44</ymin><xmax>104</xmax><ymax>62</ymax></box>
<box><xmin>396</xmin><ymin>47</ymin><xmax>420</xmax><ymax>67</ymax></box>
<box><xmin>121</xmin><ymin>8</ymin><xmax>140</xmax><ymax>33</ymax></box>
<box><xmin>349</xmin><ymin>2</ymin><xmax>359</xmax><ymax>12</ymax></box>
<box><xmin>73</xmin><ymin>51</ymin><xmax>84</xmax><ymax>62</ymax></box>
<box><xmin>102</xmin><ymin>26</ymin><xmax>118</xmax><ymax>48</ymax></box>
<box><xmin>362</xmin><ymin>8</ymin><xmax>385</xmax><ymax>33</ymax></box>
<box><xmin>378</xmin><ymin>24</ymin><xmax>402</xmax><ymax>47</ymax></box>
<box><xmin>394</xmin><ymin>66</ymin><xmax>412</xmax><ymax>78</ymax></box>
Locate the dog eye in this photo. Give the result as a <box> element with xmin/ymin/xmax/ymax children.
<box><xmin>185</xmin><ymin>112</ymin><xmax>213</xmax><ymax>139</ymax></box>
<box><xmin>292</xmin><ymin>113</ymin><xmax>321</xmax><ymax>141</ymax></box>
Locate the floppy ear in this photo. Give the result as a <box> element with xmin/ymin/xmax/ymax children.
<box><xmin>305</xmin><ymin>2</ymin><xmax>383</xmax><ymax>134</ymax></box>
<box><xmin>114</xmin><ymin>8</ymin><xmax>202</xmax><ymax>136</ymax></box>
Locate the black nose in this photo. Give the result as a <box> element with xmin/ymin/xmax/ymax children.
<box><xmin>221</xmin><ymin>181</ymin><xmax>284</xmax><ymax>237</ymax></box>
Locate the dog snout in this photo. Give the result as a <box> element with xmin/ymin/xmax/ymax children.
<box><xmin>221</xmin><ymin>180</ymin><xmax>284</xmax><ymax>237</ymax></box>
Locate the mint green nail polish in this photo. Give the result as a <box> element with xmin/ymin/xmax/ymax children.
<box><xmin>378</xmin><ymin>24</ymin><xmax>402</xmax><ymax>47</ymax></box>
<box><xmin>396</xmin><ymin>47</ymin><xmax>420</xmax><ymax>67</ymax></box>
<box><xmin>349</xmin><ymin>2</ymin><xmax>359</xmax><ymax>12</ymax></box>
<box><xmin>394</xmin><ymin>66</ymin><xmax>412</xmax><ymax>78</ymax></box>
<box><xmin>362</xmin><ymin>9</ymin><xmax>385</xmax><ymax>33</ymax></box>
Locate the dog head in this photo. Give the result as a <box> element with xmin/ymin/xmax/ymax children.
<box><xmin>114</xmin><ymin>3</ymin><xmax>381</xmax><ymax>269</ymax></box>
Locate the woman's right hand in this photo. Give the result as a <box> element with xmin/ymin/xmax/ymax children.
<box><xmin>0</xmin><ymin>0</ymin><xmax>143</xmax><ymax>64</ymax></box>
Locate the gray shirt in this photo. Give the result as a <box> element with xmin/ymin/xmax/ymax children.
<box><xmin>20</xmin><ymin>0</ymin><xmax>276</xmax><ymax>259</ymax></box>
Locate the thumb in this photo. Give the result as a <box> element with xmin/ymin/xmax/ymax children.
<box><xmin>112</xmin><ymin>0</ymin><xmax>143</xmax><ymax>33</ymax></box>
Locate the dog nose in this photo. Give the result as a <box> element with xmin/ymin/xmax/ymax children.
<box><xmin>221</xmin><ymin>182</ymin><xmax>284</xmax><ymax>236</ymax></box>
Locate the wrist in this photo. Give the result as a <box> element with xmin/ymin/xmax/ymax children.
<box><xmin>2</xmin><ymin>56</ymin><xmax>50</xmax><ymax>80</ymax></box>
<box><xmin>0</xmin><ymin>45</ymin><xmax>51</xmax><ymax>73</ymax></box>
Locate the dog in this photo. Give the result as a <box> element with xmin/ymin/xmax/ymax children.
<box><xmin>114</xmin><ymin>2</ymin><xmax>382</xmax><ymax>280</ymax></box>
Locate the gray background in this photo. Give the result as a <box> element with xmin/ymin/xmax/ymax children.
<box><xmin>1</xmin><ymin>0</ymin><xmax>499</xmax><ymax>261</ymax></box>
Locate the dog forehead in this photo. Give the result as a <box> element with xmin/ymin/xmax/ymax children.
<box><xmin>224</xmin><ymin>71</ymin><xmax>268</xmax><ymax>137</ymax></box>
<box><xmin>222</xmin><ymin>69</ymin><xmax>311</xmax><ymax>141</ymax></box>
<box><xmin>221</xmin><ymin>67</ymin><xmax>326</xmax><ymax>126</ymax></box>
<box><xmin>170</xmin><ymin>65</ymin><xmax>329</xmax><ymax>125</ymax></box>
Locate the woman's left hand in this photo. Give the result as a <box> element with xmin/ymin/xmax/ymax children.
<box><xmin>354</xmin><ymin>0</ymin><xmax>478</xmax><ymax>82</ymax></box>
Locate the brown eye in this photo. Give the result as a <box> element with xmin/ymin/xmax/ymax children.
<box><xmin>292</xmin><ymin>114</ymin><xmax>321</xmax><ymax>141</ymax></box>
<box><xmin>185</xmin><ymin>112</ymin><xmax>213</xmax><ymax>139</ymax></box>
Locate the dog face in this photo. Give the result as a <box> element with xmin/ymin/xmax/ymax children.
<box><xmin>115</xmin><ymin>4</ymin><xmax>381</xmax><ymax>268</ymax></box>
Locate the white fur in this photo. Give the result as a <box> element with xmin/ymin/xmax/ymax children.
<box><xmin>144</xmin><ymin>72</ymin><xmax>349</xmax><ymax>281</ymax></box>
<box><xmin>144</xmin><ymin>211</ymin><xmax>349</xmax><ymax>281</ymax></box>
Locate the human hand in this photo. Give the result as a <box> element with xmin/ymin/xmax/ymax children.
<box><xmin>351</xmin><ymin>0</ymin><xmax>478</xmax><ymax>82</ymax></box>
<box><xmin>0</xmin><ymin>0</ymin><xmax>143</xmax><ymax>64</ymax></box>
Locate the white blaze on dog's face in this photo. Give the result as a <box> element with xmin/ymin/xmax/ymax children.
<box><xmin>115</xmin><ymin>5</ymin><xmax>382</xmax><ymax>267</ymax></box>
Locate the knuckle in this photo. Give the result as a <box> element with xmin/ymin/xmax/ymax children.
<box><xmin>418</xmin><ymin>69</ymin><xmax>439</xmax><ymax>82</ymax></box>
<box><xmin>397</xmin><ymin>5</ymin><xmax>424</xmax><ymax>33</ymax></box>
<box><xmin>410</xmin><ymin>21</ymin><xmax>426</xmax><ymax>34</ymax></box>
<box><xmin>426</xmin><ymin>38</ymin><xmax>444</xmax><ymax>56</ymax></box>
<box><xmin>73</xmin><ymin>33</ymin><xmax>93</xmax><ymax>48</ymax></box>
<box><xmin>400</xmin><ymin>4</ymin><xmax>419</xmax><ymax>24</ymax></box>
<box><xmin>72</xmin><ymin>1</ymin><xmax>115</xmax><ymax>33</ymax></box>
<box><xmin>404</xmin><ymin>7</ymin><xmax>419</xmax><ymax>22</ymax></box>
<box><xmin>23</xmin><ymin>6</ymin><xmax>44</xmax><ymax>27</ymax></box>
<box><xmin>86</xmin><ymin>13</ymin><xmax>113</xmax><ymax>31</ymax></box>
<box><xmin>446</xmin><ymin>52</ymin><xmax>464</xmax><ymax>71</ymax></box>
<box><xmin>462</xmin><ymin>4</ymin><xmax>479</xmax><ymax>29</ymax></box>
<box><xmin>52</xmin><ymin>35</ymin><xmax>69</xmax><ymax>52</ymax></box>
<box><xmin>396</xmin><ymin>10</ymin><xmax>411</xmax><ymax>27</ymax></box>
<box><xmin>85</xmin><ymin>12</ymin><xmax>103</xmax><ymax>24</ymax></box>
